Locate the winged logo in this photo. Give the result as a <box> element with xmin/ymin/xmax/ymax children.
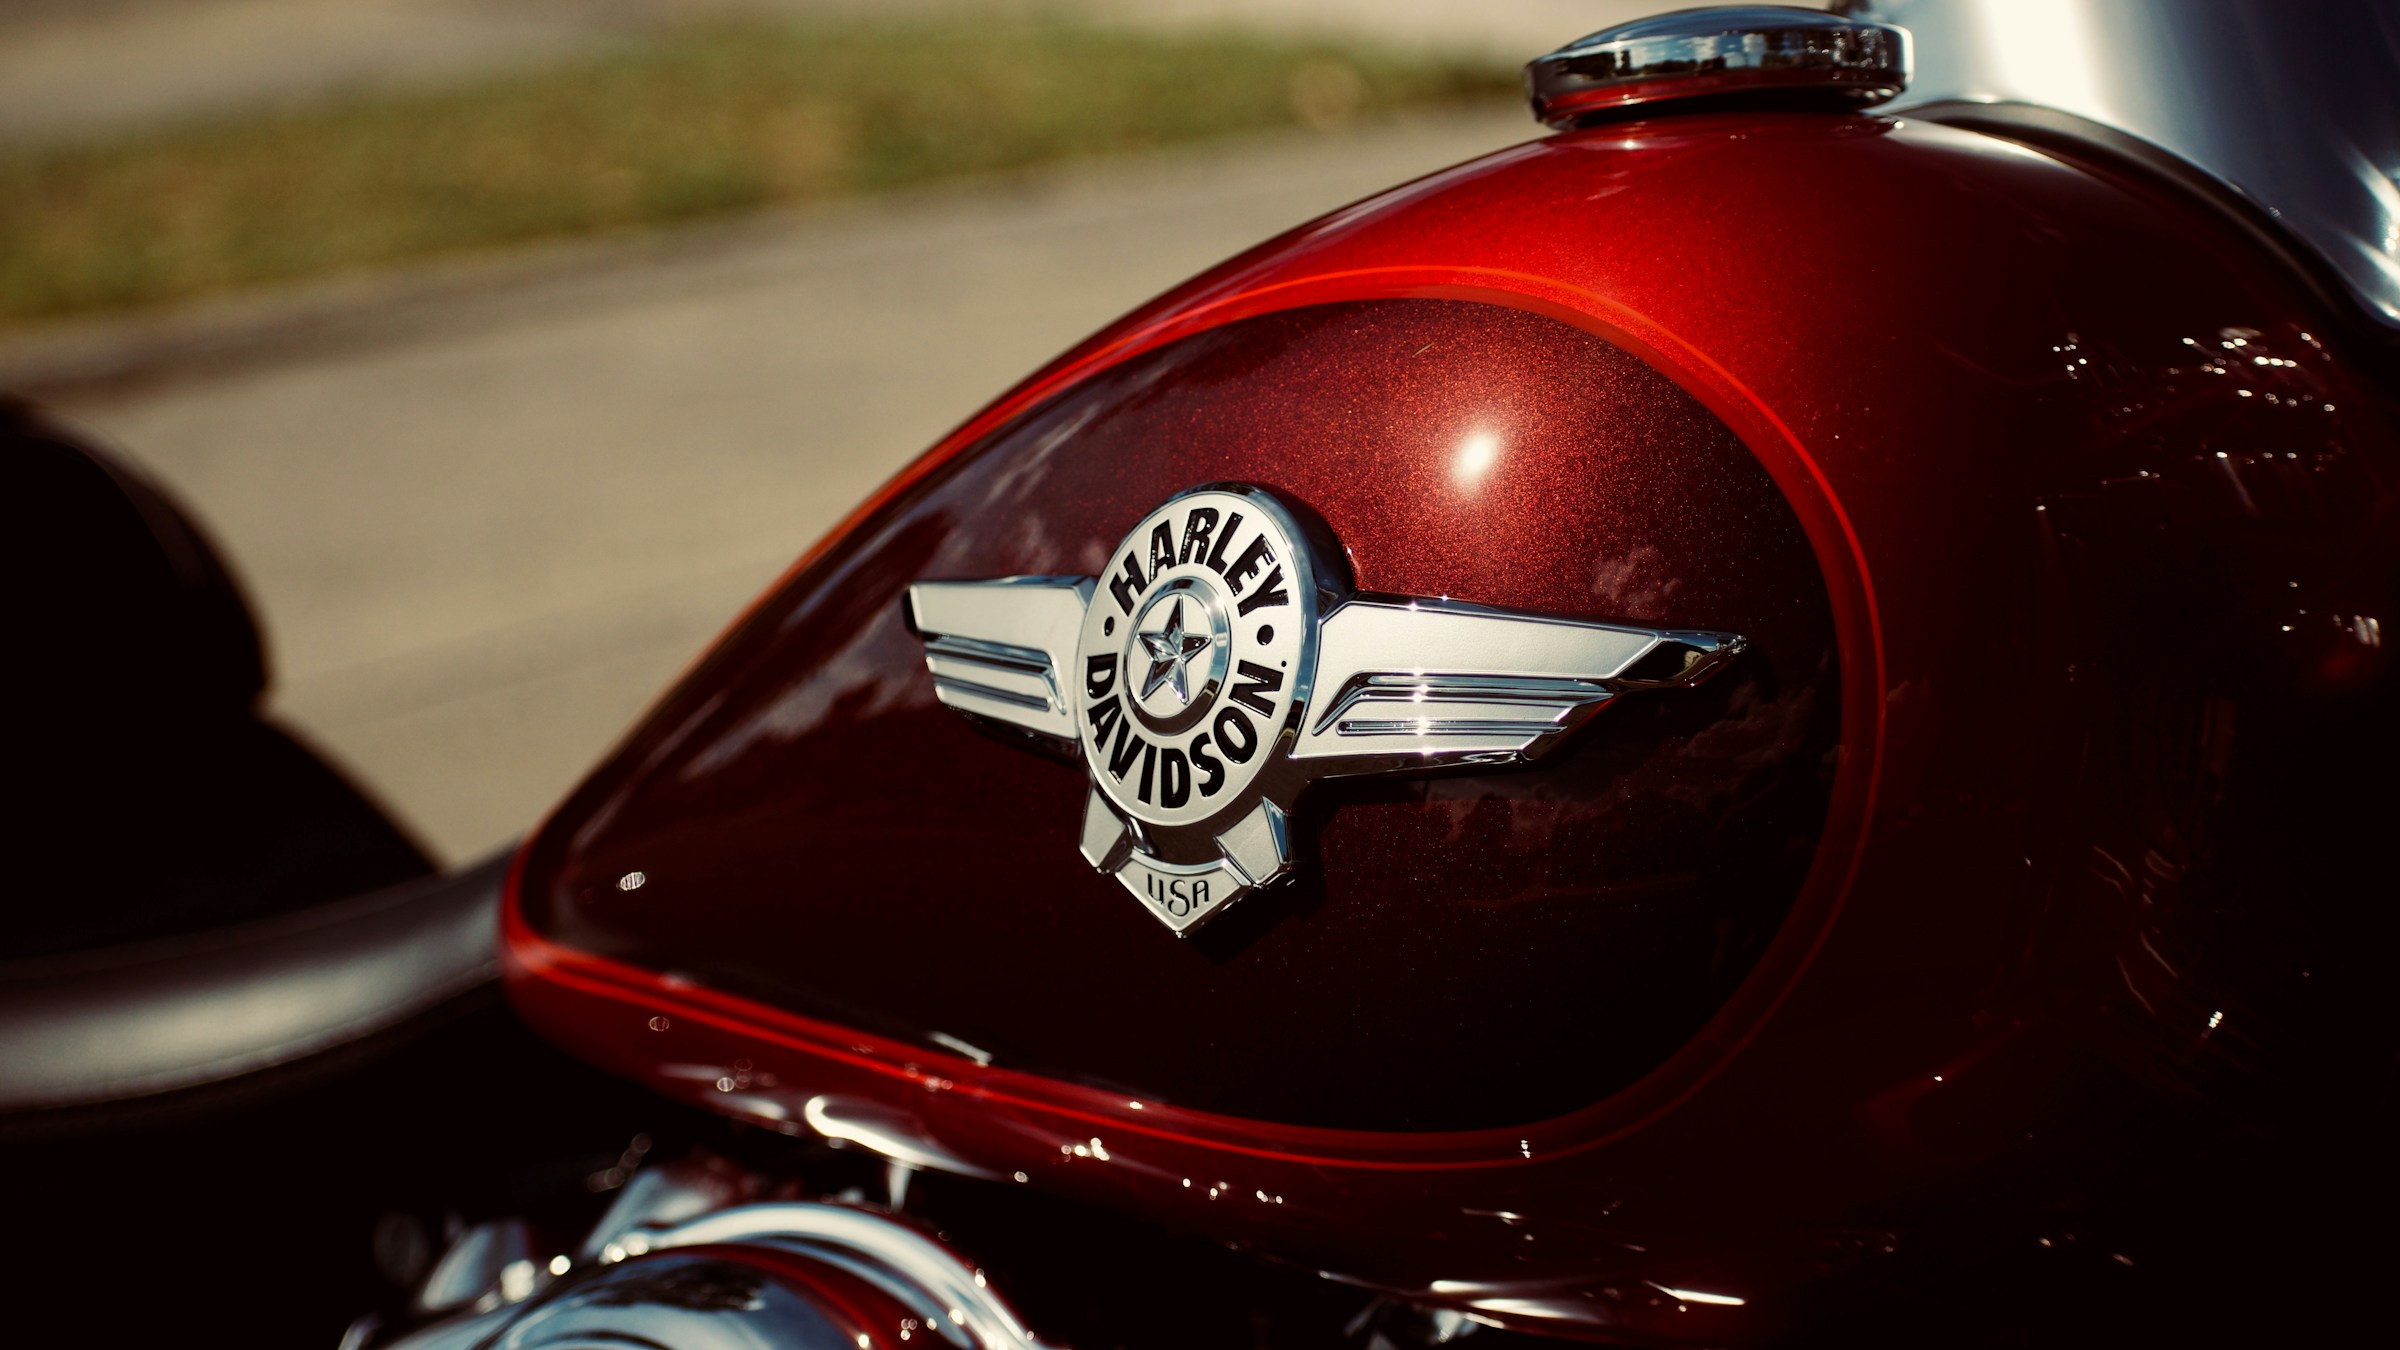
<box><xmin>904</xmin><ymin>484</ymin><xmax>1743</xmax><ymax>934</ymax></box>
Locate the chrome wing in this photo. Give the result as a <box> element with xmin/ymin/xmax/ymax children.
<box><xmin>903</xmin><ymin>577</ymin><xmax>1093</xmax><ymax>747</ymax></box>
<box><xmin>1290</xmin><ymin>598</ymin><xmax>1744</xmax><ymax>774</ymax></box>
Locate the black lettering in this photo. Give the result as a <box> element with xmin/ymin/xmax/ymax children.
<box><xmin>1146</xmin><ymin>522</ymin><xmax>1177</xmax><ymax>580</ymax></box>
<box><xmin>1225</xmin><ymin>534</ymin><xmax>1276</xmax><ymax>596</ymax></box>
<box><xmin>1234</xmin><ymin>566</ymin><xmax>1288</xmax><ymax>616</ymax></box>
<box><xmin>1229</xmin><ymin>660</ymin><xmax>1284</xmax><ymax>716</ymax></box>
<box><xmin>1084</xmin><ymin>653</ymin><xmax>1116</xmax><ymax>699</ymax></box>
<box><xmin>1087</xmin><ymin>695</ymin><xmax>1120</xmax><ymax>743</ymax></box>
<box><xmin>1138</xmin><ymin>741</ymin><xmax>1157</xmax><ymax>803</ymax></box>
<box><xmin>1214</xmin><ymin>705</ymin><xmax>1258</xmax><ymax>763</ymax></box>
<box><xmin>1107</xmin><ymin>712</ymin><xmax>1144</xmax><ymax>779</ymax></box>
<box><xmin>1107</xmin><ymin>552</ymin><xmax>1145</xmax><ymax>614</ymax></box>
<box><xmin>1190</xmin><ymin>734</ymin><xmax>1224</xmax><ymax>796</ymax></box>
<box><xmin>1205</xmin><ymin>511</ymin><xmax>1246</xmax><ymax>573</ymax></box>
<box><xmin>1193</xmin><ymin>879</ymin><xmax>1210</xmax><ymax>911</ymax></box>
<box><xmin>1159</xmin><ymin>748</ymin><xmax>1191</xmax><ymax>808</ymax></box>
<box><xmin>1178</xmin><ymin>508</ymin><xmax>1220</xmax><ymax>565</ymax></box>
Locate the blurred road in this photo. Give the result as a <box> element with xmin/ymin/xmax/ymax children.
<box><xmin>0</xmin><ymin>0</ymin><xmax>1687</xmax><ymax>145</ymax></box>
<box><xmin>36</xmin><ymin>111</ymin><xmax>1536</xmax><ymax>862</ymax></box>
<box><xmin>2</xmin><ymin>0</ymin><xmax>1733</xmax><ymax>862</ymax></box>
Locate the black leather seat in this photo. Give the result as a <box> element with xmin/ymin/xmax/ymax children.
<box><xmin>0</xmin><ymin>400</ymin><xmax>498</xmax><ymax>1125</ymax></box>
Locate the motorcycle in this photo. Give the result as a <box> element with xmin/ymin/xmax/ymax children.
<box><xmin>7</xmin><ymin>3</ymin><xmax>2395</xmax><ymax>1345</ymax></box>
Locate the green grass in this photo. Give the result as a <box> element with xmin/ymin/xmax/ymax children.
<box><xmin>0</xmin><ymin>19</ymin><xmax>1515</xmax><ymax>330</ymax></box>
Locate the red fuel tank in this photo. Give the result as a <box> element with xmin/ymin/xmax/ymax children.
<box><xmin>505</xmin><ymin>109</ymin><xmax>2398</xmax><ymax>1343</ymax></box>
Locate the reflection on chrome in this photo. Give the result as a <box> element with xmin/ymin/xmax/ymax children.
<box><xmin>1847</xmin><ymin>0</ymin><xmax>2400</xmax><ymax>327</ymax></box>
<box><xmin>909</xmin><ymin>484</ymin><xmax>1747</xmax><ymax>936</ymax></box>
<box><xmin>927</xmin><ymin>1030</ymin><xmax>995</xmax><ymax>1065</ymax></box>
<box><xmin>1647</xmin><ymin>1281</ymin><xmax>1749</xmax><ymax>1307</ymax></box>
<box><xmin>1527</xmin><ymin>7</ymin><xmax>1912</xmax><ymax>126</ymax></box>
<box><xmin>414</xmin><ymin>1218</ymin><xmax>534</xmax><ymax>1314</ymax></box>
<box><xmin>803</xmin><ymin>1093</ymin><xmax>1003</xmax><ymax>1180</ymax></box>
<box><xmin>1291</xmin><ymin>600</ymin><xmax>1744</xmax><ymax>769</ymax></box>
<box><xmin>581</xmin><ymin>1157</ymin><xmax>746</xmax><ymax>1262</ymax></box>
<box><xmin>379</xmin><ymin>1200</ymin><xmax>1057</xmax><ymax>1350</ymax></box>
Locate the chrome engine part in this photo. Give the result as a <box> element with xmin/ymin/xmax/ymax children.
<box><xmin>369</xmin><ymin>1178</ymin><xmax>1053</xmax><ymax>1350</ymax></box>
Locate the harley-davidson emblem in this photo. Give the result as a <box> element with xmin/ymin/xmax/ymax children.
<box><xmin>905</xmin><ymin>485</ymin><xmax>1744</xmax><ymax>934</ymax></box>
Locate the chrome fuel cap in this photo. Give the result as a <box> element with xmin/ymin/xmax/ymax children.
<box><xmin>1527</xmin><ymin>5</ymin><xmax>1911</xmax><ymax>127</ymax></box>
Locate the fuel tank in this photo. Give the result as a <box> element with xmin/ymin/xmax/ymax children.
<box><xmin>504</xmin><ymin>107</ymin><xmax>2398</xmax><ymax>1342</ymax></box>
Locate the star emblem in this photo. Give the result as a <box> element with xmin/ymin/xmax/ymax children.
<box><xmin>905</xmin><ymin>484</ymin><xmax>1745</xmax><ymax>934</ymax></box>
<box><xmin>1136</xmin><ymin>598</ymin><xmax>1214</xmax><ymax>705</ymax></box>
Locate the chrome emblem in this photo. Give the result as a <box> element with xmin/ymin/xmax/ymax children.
<box><xmin>905</xmin><ymin>484</ymin><xmax>1744</xmax><ymax>934</ymax></box>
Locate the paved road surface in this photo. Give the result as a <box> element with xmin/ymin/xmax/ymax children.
<box><xmin>0</xmin><ymin>0</ymin><xmax>1692</xmax><ymax>146</ymax></box>
<box><xmin>41</xmin><ymin>112</ymin><xmax>1536</xmax><ymax>862</ymax></box>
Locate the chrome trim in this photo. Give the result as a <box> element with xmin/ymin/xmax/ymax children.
<box><xmin>1843</xmin><ymin>0</ymin><xmax>2400</xmax><ymax>330</ymax></box>
<box><xmin>907</xmin><ymin>576</ymin><xmax>1093</xmax><ymax>748</ymax></box>
<box><xmin>1065</xmin><ymin>484</ymin><xmax>1325</xmax><ymax>932</ymax></box>
<box><xmin>383</xmin><ymin>1200</ymin><xmax>1058</xmax><ymax>1350</ymax></box>
<box><xmin>1527</xmin><ymin>6</ymin><xmax>1911</xmax><ymax>127</ymax></box>
<box><xmin>648</xmin><ymin>1203</ymin><xmax>1052</xmax><ymax>1350</ymax></box>
<box><xmin>802</xmin><ymin>1093</ymin><xmax>1004</xmax><ymax>1180</ymax></box>
<box><xmin>388</xmin><ymin>1253</ymin><xmax>895</xmax><ymax>1350</ymax></box>
<box><xmin>1214</xmin><ymin>798</ymin><xmax>1291</xmax><ymax>890</ymax></box>
<box><xmin>1125</xmin><ymin>578</ymin><xmax>1231</xmax><ymax>734</ymax></box>
<box><xmin>925</xmin><ymin>634</ymin><xmax>1060</xmax><ymax>712</ymax></box>
<box><xmin>1292</xmin><ymin>599</ymin><xmax>1741</xmax><ymax>771</ymax></box>
<box><xmin>906</xmin><ymin>486</ymin><xmax>1745</xmax><ymax>935</ymax></box>
<box><xmin>579</xmin><ymin>1159</ymin><xmax>747</xmax><ymax>1262</ymax></box>
<box><xmin>416</xmin><ymin>1218</ymin><xmax>536</xmax><ymax>1315</ymax></box>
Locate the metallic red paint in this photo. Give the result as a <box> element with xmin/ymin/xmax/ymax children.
<box><xmin>520</xmin><ymin>298</ymin><xmax>1844</xmax><ymax>1134</ymax></box>
<box><xmin>505</xmin><ymin>110</ymin><xmax>2400</xmax><ymax>1343</ymax></box>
